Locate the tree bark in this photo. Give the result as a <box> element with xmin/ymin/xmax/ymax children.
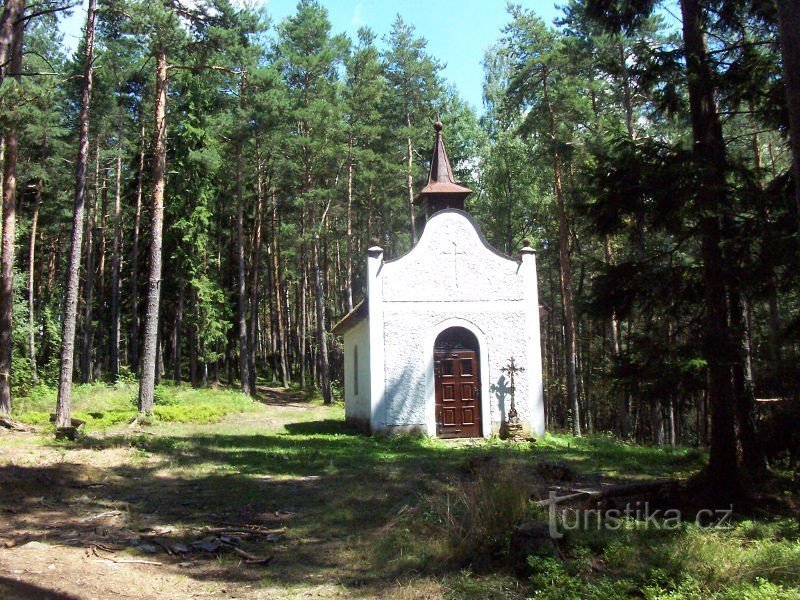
<box><xmin>235</xmin><ymin>141</ymin><xmax>250</xmax><ymax>395</ymax></box>
<box><xmin>0</xmin><ymin>2</ymin><xmax>23</xmax><ymax>416</ymax></box>
<box><xmin>299</xmin><ymin>231</ymin><xmax>307</xmax><ymax>389</ymax></box>
<box><xmin>680</xmin><ymin>0</ymin><xmax>741</xmax><ymax>496</ymax></box>
<box><xmin>271</xmin><ymin>191</ymin><xmax>288</xmax><ymax>387</ymax></box>
<box><xmin>0</xmin><ymin>0</ymin><xmax>23</xmax><ymax>86</ymax></box>
<box><xmin>604</xmin><ymin>237</ymin><xmax>628</xmax><ymax>437</ymax></box>
<box><xmin>81</xmin><ymin>140</ymin><xmax>99</xmax><ymax>384</ymax></box>
<box><xmin>312</xmin><ymin>236</ymin><xmax>331</xmax><ymax>404</ymax></box>
<box><xmin>94</xmin><ymin>167</ymin><xmax>107</xmax><ymax>380</ymax></box>
<box><xmin>138</xmin><ymin>50</ymin><xmax>168</xmax><ymax>415</ymax></box>
<box><xmin>28</xmin><ymin>178</ymin><xmax>41</xmax><ymax>382</ymax></box>
<box><xmin>173</xmin><ymin>278</ymin><xmax>183</xmax><ymax>382</ymax></box>
<box><xmin>345</xmin><ymin>137</ymin><xmax>354</xmax><ymax>312</ymax></box>
<box><xmin>406</xmin><ymin>115</ymin><xmax>416</xmax><ymax>244</ymax></box>
<box><xmin>56</xmin><ymin>0</ymin><xmax>95</xmax><ymax>428</ymax></box>
<box><xmin>129</xmin><ymin>116</ymin><xmax>146</xmax><ymax>372</ymax></box>
<box><xmin>729</xmin><ymin>289</ymin><xmax>766</xmax><ymax>478</ymax></box>
<box><xmin>110</xmin><ymin>133</ymin><xmax>122</xmax><ymax>382</ymax></box>
<box><xmin>249</xmin><ymin>160</ymin><xmax>265</xmax><ymax>393</ymax></box>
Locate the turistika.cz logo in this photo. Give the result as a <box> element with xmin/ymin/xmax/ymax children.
<box><xmin>543</xmin><ymin>491</ymin><xmax>734</xmax><ymax>539</ymax></box>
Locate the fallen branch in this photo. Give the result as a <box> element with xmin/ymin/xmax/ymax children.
<box><xmin>208</xmin><ymin>525</ymin><xmax>287</xmax><ymax>538</ymax></box>
<box><xmin>80</xmin><ymin>510</ymin><xmax>122</xmax><ymax>523</ymax></box>
<box><xmin>0</xmin><ymin>417</ymin><xmax>29</xmax><ymax>431</ymax></box>
<box><xmin>229</xmin><ymin>547</ymin><xmax>273</xmax><ymax>565</ymax></box>
<box><xmin>98</xmin><ymin>557</ymin><xmax>163</xmax><ymax>566</ymax></box>
<box><xmin>535</xmin><ymin>479</ymin><xmax>678</xmax><ymax>506</ymax></box>
<box><xmin>220</xmin><ymin>539</ymin><xmax>273</xmax><ymax>565</ymax></box>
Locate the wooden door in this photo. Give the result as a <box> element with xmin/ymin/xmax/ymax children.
<box><xmin>435</xmin><ymin>349</ymin><xmax>481</xmax><ymax>438</ymax></box>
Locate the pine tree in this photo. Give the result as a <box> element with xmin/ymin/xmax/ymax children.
<box><xmin>55</xmin><ymin>0</ymin><xmax>96</xmax><ymax>431</ymax></box>
<box><xmin>382</xmin><ymin>16</ymin><xmax>442</xmax><ymax>246</ymax></box>
<box><xmin>0</xmin><ymin>0</ymin><xmax>25</xmax><ymax>416</ymax></box>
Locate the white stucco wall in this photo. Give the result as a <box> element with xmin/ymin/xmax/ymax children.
<box><xmin>369</xmin><ymin>209</ymin><xmax>545</xmax><ymax>437</ymax></box>
<box><xmin>343</xmin><ymin>319</ymin><xmax>370</xmax><ymax>426</ymax></box>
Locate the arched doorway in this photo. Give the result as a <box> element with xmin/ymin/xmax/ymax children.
<box><xmin>434</xmin><ymin>327</ymin><xmax>481</xmax><ymax>438</ymax></box>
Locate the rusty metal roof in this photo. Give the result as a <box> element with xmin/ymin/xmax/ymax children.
<box><xmin>415</xmin><ymin>121</ymin><xmax>472</xmax><ymax>203</ymax></box>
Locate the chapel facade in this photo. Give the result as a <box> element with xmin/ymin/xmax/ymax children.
<box><xmin>332</xmin><ymin>122</ymin><xmax>545</xmax><ymax>438</ymax></box>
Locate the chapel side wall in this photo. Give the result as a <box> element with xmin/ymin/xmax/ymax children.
<box><xmin>343</xmin><ymin>319</ymin><xmax>370</xmax><ymax>430</ymax></box>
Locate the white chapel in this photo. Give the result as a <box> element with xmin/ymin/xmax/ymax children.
<box><xmin>332</xmin><ymin>122</ymin><xmax>545</xmax><ymax>439</ymax></box>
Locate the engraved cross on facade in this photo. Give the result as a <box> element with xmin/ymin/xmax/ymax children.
<box><xmin>441</xmin><ymin>241</ymin><xmax>466</xmax><ymax>287</ymax></box>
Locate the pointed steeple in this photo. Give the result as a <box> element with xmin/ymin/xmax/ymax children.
<box><xmin>415</xmin><ymin>121</ymin><xmax>472</xmax><ymax>223</ymax></box>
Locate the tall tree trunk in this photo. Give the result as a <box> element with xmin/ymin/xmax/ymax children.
<box><xmin>312</xmin><ymin>236</ymin><xmax>331</xmax><ymax>404</ymax></box>
<box><xmin>543</xmin><ymin>68</ymin><xmax>580</xmax><ymax>436</ymax></box>
<box><xmin>669</xmin><ymin>397</ymin><xmax>677</xmax><ymax>447</ymax></box>
<box><xmin>173</xmin><ymin>279</ymin><xmax>183</xmax><ymax>383</ymax></box>
<box><xmin>405</xmin><ymin>114</ymin><xmax>416</xmax><ymax>244</ymax></box>
<box><xmin>0</xmin><ymin>0</ymin><xmax>23</xmax><ymax>86</ymax></box>
<box><xmin>271</xmin><ymin>192</ymin><xmax>288</xmax><ymax>387</ymax></box>
<box><xmin>0</xmin><ymin>136</ymin><xmax>4</xmax><ymax>206</ymax></box>
<box><xmin>138</xmin><ymin>50</ymin><xmax>168</xmax><ymax>415</ymax></box>
<box><xmin>680</xmin><ymin>0</ymin><xmax>741</xmax><ymax>496</ymax></box>
<box><xmin>604</xmin><ymin>237</ymin><xmax>628</xmax><ymax>437</ymax></box>
<box><xmin>189</xmin><ymin>292</ymin><xmax>198</xmax><ymax>388</ymax></box>
<box><xmin>28</xmin><ymin>179</ymin><xmax>41</xmax><ymax>382</ymax></box>
<box><xmin>94</xmin><ymin>167</ymin><xmax>108</xmax><ymax>380</ymax></box>
<box><xmin>110</xmin><ymin>133</ymin><xmax>122</xmax><ymax>382</ymax></box>
<box><xmin>56</xmin><ymin>0</ymin><xmax>95</xmax><ymax>428</ymax></box>
<box><xmin>0</xmin><ymin>1</ymin><xmax>22</xmax><ymax>415</ymax></box>
<box><xmin>81</xmin><ymin>140</ymin><xmax>99</xmax><ymax>384</ymax></box>
<box><xmin>729</xmin><ymin>289</ymin><xmax>766</xmax><ymax>478</ymax></box>
<box><xmin>235</xmin><ymin>141</ymin><xmax>250</xmax><ymax>395</ymax></box>
<box><xmin>249</xmin><ymin>161</ymin><xmax>265</xmax><ymax>393</ymax></box>
<box><xmin>129</xmin><ymin>116</ymin><xmax>146</xmax><ymax>372</ymax></box>
<box><xmin>345</xmin><ymin>138</ymin><xmax>354</xmax><ymax>312</ymax></box>
<box><xmin>776</xmin><ymin>0</ymin><xmax>800</xmax><ymax>238</ymax></box>
<box><xmin>299</xmin><ymin>206</ymin><xmax>307</xmax><ymax>389</ymax></box>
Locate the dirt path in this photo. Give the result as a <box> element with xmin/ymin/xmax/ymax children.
<box><xmin>0</xmin><ymin>389</ymin><xmax>438</xmax><ymax>599</ymax></box>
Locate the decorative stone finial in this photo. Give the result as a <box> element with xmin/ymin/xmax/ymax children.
<box><xmin>520</xmin><ymin>238</ymin><xmax>535</xmax><ymax>257</ymax></box>
<box><xmin>433</xmin><ymin>120</ymin><xmax>443</xmax><ymax>132</ymax></box>
<box><xmin>368</xmin><ymin>238</ymin><xmax>383</xmax><ymax>257</ymax></box>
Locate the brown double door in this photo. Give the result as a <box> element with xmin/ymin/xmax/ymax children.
<box><xmin>435</xmin><ymin>349</ymin><xmax>481</xmax><ymax>438</ymax></box>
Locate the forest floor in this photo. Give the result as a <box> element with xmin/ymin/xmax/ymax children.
<box><xmin>1</xmin><ymin>384</ymin><xmax>799</xmax><ymax>599</ymax></box>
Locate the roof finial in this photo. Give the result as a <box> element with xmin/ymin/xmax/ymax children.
<box><xmin>414</xmin><ymin>119</ymin><xmax>472</xmax><ymax>212</ymax></box>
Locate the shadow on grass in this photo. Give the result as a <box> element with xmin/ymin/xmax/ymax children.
<box><xmin>283</xmin><ymin>419</ymin><xmax>362</xmax><ymax>436</ymax></box>
<box><xmin>255</xmin><ymin>386</ymin><xmax>317</xmax><ymax>406</ymax></box>
<box><xmin>0</xmin><ymin>425</ymin><xmax>711</xmax><ymax>593</ymax></box>
<box><xmin>0</xmin><ymin>425</ymin><xmax>490</xmax><ymax>590</ymax></box>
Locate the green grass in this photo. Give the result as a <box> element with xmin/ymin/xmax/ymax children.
<box><xmin>12</xmin><ymin>381</ymin><xmax>260</xmax><ymax>430</ymax></box>
<box><xmin>4</xmin><ymin>385</ymin><xmax>798</xmax><ymax>598</ymax></box>
<box><xmin>522</xmin><ymin>518</ymin><xmax>800</xmax><ymax>599</ymax></box>
<box><xmin>534</xmin><ymin>432</ymin><xmax>707</xmax><ymax>478</ymax></box>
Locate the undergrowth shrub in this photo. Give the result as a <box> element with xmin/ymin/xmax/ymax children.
<box><xmin>438</xmin><ymin>458</ymin><xmax>536</xmax><ymax>564</ymax></box>
<box><xmin>378</xmin><ymin>455</ymin><xmax>540</xmax><ymax>572</ymax></box>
